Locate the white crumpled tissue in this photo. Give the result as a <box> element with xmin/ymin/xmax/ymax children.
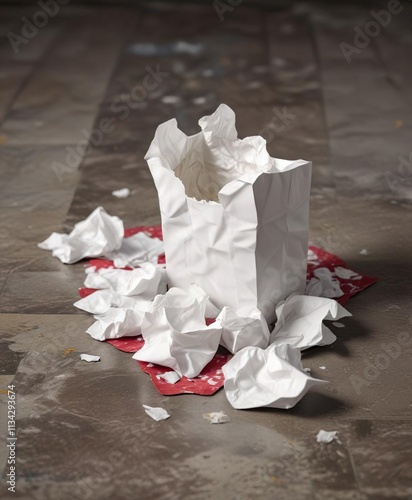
<box><xmin>39</xmin><ymin>208</ymin><xmax>164</xmax><ymax>268</ymax></box>
<box><xmin>83</xmin><ymin>263</ymin><xmax>167</xmax><ymax>298</ymax></box>
<box><xmin>133</xmin><ymin>287</ymin><xmax>222</xmax><ymax>378</ymax></box>
<box><xmin>74</xmin><ymin>289</ymin><xmax>151</xmax><ymax>316</ymax></box>
<box><xmin>106</xmin><ymin>232</ymin><xmax>164</xmax><ymax>268</ymax></box>
<box><xmin>86</xmin><ymin>306</ymin><xmax>149</xmax><ymax>341</ymax></box>
<box><xmin>217</xmin><ymin>306</ymin><xmax>270</xmax><ymax>354</ymax></box>
<box><xmin>269</xmin><ymin>295</ymin><xmax>351</xmax><ymax>350</ymax></box>
<box><xmin>222</xmin><ymin>343</ymin><xmax>326</xmax><ymax>410</ymax></box>
<box><xmin>78</xmin><ymin>262</ymin><xmax>167</xmax><ymax>341</ymax></box>
<box><xmin>38</xmin><ymin>207</ymin><xmax>124</xmax><ymax>264</ymax></box>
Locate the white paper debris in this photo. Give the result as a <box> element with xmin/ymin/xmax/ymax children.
<box><xmin>87</xmin><ymin>307</ymin><xmax>149</xmax><ymax>341</ymax></box>
<box><xmin>193</xmin><ymin>96</ymin><xmax>207</xmax><ymax>105</ymax></box>
<box><xmin>306</xmin><ymin>268</ymin><xmax>344</xmax><ymax>298</ymax></box>
<box><xmin>333</xmin><ymin>266</ymin><xmax>361</xmax><ymax>280</ymax></box>
<box><xmin>222</xmin><ymin>343</ymin><xmax>326</xmax><ymax>410</ymax></box>
<box><xmin>84</xmin><ymin>263</ymin><xmax>166</xmax><ymax>298</ymax></box>
<box><xmin>319</xmin><ymin>366</ymin><xmax>326</xmax><ymax>370</ymax></box>
<box><xmin>269</xmin><ymin>295</ymin><xmax>351</xmax><ymax>350</ymax></box>
<box><xmin>85</xmin><ymin>265</ymin><xmax>97</xmax><ymax>274</ymax></box>
<box><xmin>133</xmin><ymin>287</ymin><xmax>222</xmax><ymax>378</ymax></box>
<box><xmin>143</xmin><ymin>405</ymin><xmax>170</xmax><ymax>421</ymax></box>
<box><xmin>112</xmin><ymin>188</ymin><xmax>130</xmax><ymax>198</ymax></box>
<box><xmin>74</xmin><ymin>289</ymin><xmax>152</xmax><ymax>315</ymax></box>
<box><xmin>333</xmin><ymin>321</ymin><xmax>345</xmax><ymax>328</ymax></box>
<box><xmin>80</xmin><ymin>354</ymin><xmax>100</xmax><ymax>363</ymax></box>
<box><xmin>316</xmin><ymin>430</ymin><xmax>338</xmax><ymax>444</ymax></box>
<box><xmin>303</xmin><ymin>367</ymin><xmax>311</xmax><ymax>373</ymax></box>
<box><xmin>128</xmin><ymin>41</ymin><xmax>202</xmax><ymax>56</ymax></box>
<box><xmin>156</xmin><ymin>371</ymin><xmax>181</xmax><ymax>384</ymax></box>
<box><xmin>217</xmin><ymin>306</ymin><xmax>270</xmax><ymax>354</ymax></box>
<box><xmin>161</xmin><ymin>95</ymin><xmax>180</xmax><ymax>104</ymax></box>
<box><xmin>107</xmin><ymin>232</ymin><xmax>164</xmax><ymax>268</ymax></box>
<box><xmin>203</xmin><ymin>411</ymin><xmax>230</xmax><ymax>424</ymax></box>
<box><xmin>307</xmin><ymin>249</ymin><xmax>317</xmax><ymax>261</ymax></box>
<box><xmin>360</xmin><ymin>248</ymin><xmax>369</xmax><ymax>256</ymax></box>
<box><xmin>38</xmin><ymin>207</ymin><xmax>124</xmax><ymax>264</ymax></box>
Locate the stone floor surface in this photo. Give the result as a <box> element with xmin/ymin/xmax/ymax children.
<box><xmin>0</xmin><ymin>1</ymin><xmax>411</xmax><ymax>499</ymax></box>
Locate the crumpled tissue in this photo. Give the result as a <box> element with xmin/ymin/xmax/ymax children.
<box><xmin>38</xmin><ymin>207</ymin><xmax>124</xmax><ymax>264</ymax></box>
<box><xmin>86</xmin><ymin>307</ymin><xmax>149</xmax><ymax>341</ymax></box>
<box><xmin>269</xmin><ymin>295</ymin><xmax>351</xmax><ymax>350</ymax></box>
<box><xmin>74</xmin><ymin>289</ymin><xmax>150</xmax><ymax>315</ymax></box>
<box><xmin>222</xmin><ymin>343</ymin><xmax>326</xmax><ymax>409</ymax></box>
<box><xmin>39</xmin><ymin>208</ymin><xmax>164</xmax><ymax>268</ymax></box>
<box><xmin>133</xmin><ymin>287</ymin><xmax>222</xmax><ymax>378</ymax></box>
<box><xmin>146</xmin><ymin>103</ymin><xmax>312</xmax><ymax>323</ymax></box>
<box><xmin>222</xmin><ymin>344</ymin><xmax>325</xmax><ymax>409</ymax></box>
<box><xmin>106</xmin><ymin>232</ymin><xmax>164</xmax><ymax>268</ymax></box>
<box><xmin>84</xmin><ymin>262</ymin><xmax>166</xmax><ymax>298</ymax></box>
<box><xmin>217</xmin><ymin>306</ymin><xmax>270</xmax><ymax>354</ymax></box>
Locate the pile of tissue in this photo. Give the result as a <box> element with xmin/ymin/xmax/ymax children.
<box><xmin>39</xmin><ymin>206</ymin><xmax>354</xmax><ymax>410</ymax></box>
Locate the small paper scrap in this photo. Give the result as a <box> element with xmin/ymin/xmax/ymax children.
<box><xmin>203</xmin><ymin>411</ymin><xmax>230</xmax><ymax>424</ymax></box>
<box><xmin>156</xmin><ymin>371</ymin><xmax>181</xmax><ymax>384</ymax></box>
<box><xmin>143</xmin><ymin>405</ymin><xmax>170</xmax><ymax>421</ymax></box>
<box><xmin>112</xmin><ymin>188</ymin><xmax>130</xmax><ymax>198</ymax></box>
<box><xmin>80</xmin><ymin>354</ymin><xmax>100</xmax><ymax>363</ymax></box>
<box><xmin>316</xmin><ymin>430</ymin><xmax>338</xmax><ymax>444</ymax></box>
<box><xmin>306</xmin><ymin>267</ymin><xmax>344</xmax><ymax>299</ymax></box>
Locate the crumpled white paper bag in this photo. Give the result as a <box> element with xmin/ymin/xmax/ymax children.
<box><xmin>84</xmin><ymin>263</ymin><xmax>167</xmax><ymax>298</ymax></box>
<box><xmin>222</xmin><ymin>343</ymin><xmax>326</xmax><ymax>409</ymax></box>
<box><xmin>38</xmin><ymin>207</ymin><xmax>124</xmax><ymax>264</ymax></box>
<box><xmin>145</xmin><ymin>104</ymin><xmax>312</xmax><ymax>322</ymax></box>
<box><xmin>217</xmin><ymin>306</ymin><xmax>270</xmax><ymax>354</ymax></box>
<box><xmin>133</xmin><ymin>287</ymin><xmax>222</xmax><ymax>378</ymax></box>
<box><xmin>269</xmin><ymin>295</ymin><xmax>351</xmax><ymax>349</ymax></box>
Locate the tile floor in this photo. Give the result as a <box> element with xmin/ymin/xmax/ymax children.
<box><xmin>0</xmin><ymin>2</ymin><xmax>411</xmax><ymax>499</ymax></box>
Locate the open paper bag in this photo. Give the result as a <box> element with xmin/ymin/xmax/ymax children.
<box><xmin>145</xmin><ymin>104</ymin><xmax>311</xmax><ymax>323</ymax></box>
